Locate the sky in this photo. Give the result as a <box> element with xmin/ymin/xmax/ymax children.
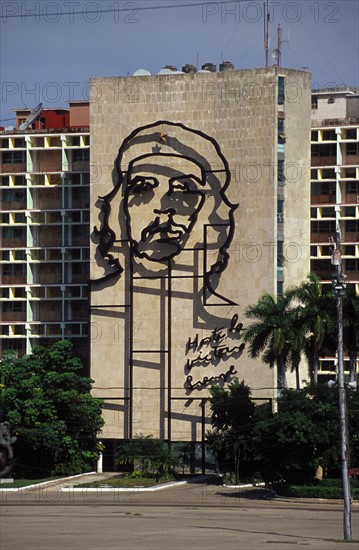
<box><xmin>0</xmin><ymin>0</ymin><xmax>358</xmax><ymax>126</ymax></box>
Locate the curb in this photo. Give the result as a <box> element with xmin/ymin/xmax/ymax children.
<box><xmin>0</xmin><ymin>471</ymin><xmax>97</xmax><ymax>492</ymax></box>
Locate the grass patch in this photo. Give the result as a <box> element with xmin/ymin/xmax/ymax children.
<box><xmin>77</xmin><ymin>473</ymin><xmax>188</xmax><ymax>489</ymax></box>
<box><xmin>0</xmin><ymin>477</ymin><xmax>61</xmax><ymax>489</ymax></box>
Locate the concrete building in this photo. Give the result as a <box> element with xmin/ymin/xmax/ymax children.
<box><xmin>89</xmin><ymin>67</ymin><xmax>311</xmax><ymax>457</ymax></box>
<box><xmin>0</xmin><ymin>102</ymin><xmax>90</xmax><ymax>357</ymax></box>
<box><xmin>310</xmin><ymin>87</ymin><xmax>359</xmax><ymax>378</ymax></box>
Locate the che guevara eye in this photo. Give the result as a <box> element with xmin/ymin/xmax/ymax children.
<box><xmin>129</xmin><ymin>176</ymin><xmax>159</xmax><ymax>194</ymax></box>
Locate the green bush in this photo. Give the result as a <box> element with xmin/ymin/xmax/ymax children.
<box><xmin>273</xmin><ymin>481</ymin><xmax>359</xmax><ymax>499</ymax></box>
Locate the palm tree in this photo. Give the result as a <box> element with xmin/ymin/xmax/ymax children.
<box><xmin>343</xmin><ymin>284</ymin><xmax>359</xmax><ymax>384</ymax></box>
<box><xmin>286</xmin><ymin>274</ymin><xmax>335</xmax><ymax>384</ymax></box>
<box><xmin>244</xmin><ymin>292</ymin><xmax>297</xmax><ymax>389</ymax></box>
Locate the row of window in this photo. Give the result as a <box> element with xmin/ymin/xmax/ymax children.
<box><xmin>311</xmin><ymin>206</ymin><xmax>356</xmax><ymax>218</ymax></box>
<box><xmin>311</xmin><ymin>181</ymin><xmax>359</xmax><ymax>195</ymax></box>
<box><xmin>1</xmin><ymin>150</ymin><xmax>89</xmax><ymax>166</ymax></box>
<box><xmin>311</xmin><ymin>220</ymin><xmax>359</xmax><ymax>232</ymax></box>
<box><xmin>312</xmin><ymin>143</ymin><xmax>359</xmax><ymax>157</ymax></box>
<box><xmin>311</xmin><ymin>128</ymin><xmax>357</xmax><ymax>141</ymax></box>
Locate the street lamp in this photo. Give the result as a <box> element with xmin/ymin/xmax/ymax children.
<box><xmin>331</xmin><ymin>240</ymin><xmax>352</xmax><ymax>541</ymax></box>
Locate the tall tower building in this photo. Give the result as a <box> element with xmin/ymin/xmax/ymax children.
<box><xmin>310</xmin><ymin>87</ymin><xmax>359</xmax><ymax>378</ymax></box>
<box><xmin>0</xmin><ymin>102</ymin><xmax>90</xmax><ymax>358</ymax></box>
<box><xmin>89</xmin><ymin>67</ymin><xmax>311</xmax><ymax>455</ymax></box>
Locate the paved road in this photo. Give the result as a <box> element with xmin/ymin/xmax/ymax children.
<box><xmin>1</xmin><ymin>476</ymin><xmax>358</xmax><ymax>550</ymax></box>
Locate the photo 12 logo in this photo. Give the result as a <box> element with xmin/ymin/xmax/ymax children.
<box><xmin>1</xmin><ymin>2</ymin><xmax>140</xmax><ymax>24</ymax></box>
<box><xmin>202</xmin><ymin>1</ymin><xmax>339</xmax><ymax>24</ymax></box>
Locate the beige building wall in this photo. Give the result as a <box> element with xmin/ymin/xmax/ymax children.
<box><xmin>90</xmin><ymin>68</ymin><xmax>311</xmax><ymax>441</ymax></box>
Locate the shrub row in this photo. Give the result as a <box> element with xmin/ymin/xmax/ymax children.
<box><xmin>274</xmin><ymin>482</ymin><xmax>359</xmax><ymax>500</ymax></box>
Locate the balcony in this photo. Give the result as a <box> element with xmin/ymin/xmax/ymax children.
<box><xmin>1</xmin><ymin>312</ymin><xmax>26</xmax><ymax>322</ymax></box>
<box><xmin>311</xmin><ymin>233</ymin><xmax>334</xmax><ymax>243</ymax></box>
<box><xmin>0</xmin><ymin>163</ymin><xmax>26</xmax><ymax>174</ymax></box>
<box><xmin>311</xmin><ymin>194</ymin><xmax>336</xmax><ymax>205</ymax></box>
<box><xmin>311</xmin><ymin>156</ymin><xmax>336</xmax><ymax>167</ymax></box>
<box><xmin>1</xmin><ymin>238</ymin><xmax>26</xmax><ymax>248</ymax></box>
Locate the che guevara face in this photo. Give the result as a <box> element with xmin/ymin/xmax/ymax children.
<box><xmin>123</xmin><ymin>156</ymin><xmax>206</xmax><ymax>262</ymax></box>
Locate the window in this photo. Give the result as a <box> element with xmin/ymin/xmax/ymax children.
<box><xmin>1</xmin><ymin>139</ymin><xmax>10</xmax><ymax>149</ymax></box>
<box><xmin>2</xmin><ymin>302</ymin><xmax>26</xmax><ymax>312</ymax></box>
<box><xmin>1</xmin><ymin>213</ymin><xmax>10</xmax><ymax>224</ymax></box>
<box><xmin>14</xmin><ymin>288</ymin><xmax>26</xmax><ymax>298</ymax></box>
<box><xmin>346</xmin><ymin>220</ymin><xmax>359</xmax><ymax>233</ymax></box>
<box><xmin>345</xmin><ymin>129</ymin><xmax>357</xmax><ymax>140</ymax></box>
<box><xmin>344</xmin><ymin>206</ymin><xmax>356</xmax><ymax>217</ymax></box>
<box><xmin>14</xmin><ymin>176</ymin><xmax>26</xmax><ymax>186</ymax></box>
<box><xmin>73</xmin><ymin>149</ymin><xmax>89</xmax><ymax>162</ymax></box>
<box><xmin>1</xmin><ymin>176</ymin><xmax>10</xmax><ymax>186</ymax></box>
<box><xmin>343</xmin><ymin>168</ymin><xmax>356</xmax><ymax>178</ymax></box>
<box><xmin>322</xmin><ymin>130</ymin><xmax>336</xmax><ymax>141</ymax></box>
<box><xmin>310</xmin><ymin>246</ymin><xmax>318</xmax><ymax>257</ymax></box>
<box><xmin>14</xmin><ymin>325</ymin><xmax>26</xmax><ymax>335</ymax></box>
<box><xmin>311</xmin><ymin>130</ymin><xmax>318</xmax><ymax>141</ymax></box>
<box><xmin>2</xmin><ymin>189</ymin><xmax>26</xmax><ymax>202</ymax></box>
<box><xmin>2</xmin><ymin>227</ymin><xmax>25</xmax><ymax>239</ymax></box>
<box><xmin>311</xmin><ymin>220</ymin><xmax>336</xmax><ymax>233</ymax></box>
<box><xmin>278</xmin><ymin>76</ymin><xmax>285</xmax><ymax>105</ymax></box>
<box><xmin>1</xmin><ymin>289</ymin><xmax>10</xmax><ymax>298</ymax></box>
<box><xmin>311</xmin><ymin>95</ymin><xmax>318</xmax><ymax>109</ymax></box>
<box><xmin>312</xmin><ymin>144</ymin><xmax>336</xmax><ymax>157</ymax></box>
<box><xmin>311</xmin><ymin>169</ymin><xmax>318</xmax><ymax>180</ymax></box>
<box><xmin>1</xmin><ymin>251</ymin><xmax>10</xmax><ymax>261</ymax></box>
<box><xmin>14</xmin><ymin>213</ymin><xmax>26</xmax><ymax>223</ymax></box>
<box><xmin>277</xmin><ymin>241</ymin><xmax>284</xmax><ymax>267</ymax></box>
<box><xmin>278</xmin><ymin>160</ymin><xmax>285</xmax><ymax>184</ymax></box>
<box><xmin>14</xmin><ymin>138</ymin><xmax>25</xmax><ymax>148</ymax></box>
<box><xmin>84</xmin><ymin>136</ymin><xmax>90</xmax><ymax>146</ymax></box>
<box><xmin>344</xmin><ymin>245</ymin><xmax>355</xmax><ymax>256</ymax></box>
<box><xmin>321</xmin><ymin>207</ymin><xmax>335</xmax><ymax>218</ymax></box>
<box><xmin>14</xmin><ymin>250</ymin><xmax>26</xmax><ymax>261</ymax></box>
<box><xmin>346</xmin><ymin>181</ymin><xmax>359</xmax><ymax>194</ymax></box>
<box><xmin>312</xmin><ymin>259</ymin><xmax>332</xmax><ymax>272</ymax></box>
<box><xmin>347</xmin><ymin>143</ymin><xmax>359</xmax><ymax>155</ymax></box>
<box><xmin>311</xmin><ymin>181</ymin><xmax>335</xmax><ymax>196</ymax></box>
<box><xmin>72</xmin><ymin>136</ymin><xmax>81</xmax><ymax>146</ymax></box>
<box><xmin>2</xmin><ymin>264</ymin><xmax>26</xmax><ymax>276</ymax></box>
<box><xmin>2</xmin><ymin>151</ymin><xmax>26</xmax><ymax>164</ymax></box>
<box><xmin>321</xmin><ymin>169</ymin><xmax>336</xmax><ymax>179</ymax></box>
<box><xmin>345</xmin><ymin>259</ymin><xmax>359</xmax><ymax>271</ymax></box>
<box><xmin>277</xmin><ymin>281</ymin><xmax>283</xmax><ymax>296</ymax></box>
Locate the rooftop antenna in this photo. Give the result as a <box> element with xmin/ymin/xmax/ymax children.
<box><xmin>19</xmin><ymin>103</ymin><xmax>43</xmax><ymax>131</ymax></box>
<box><xmin>274</xmin><ymin>24</ymin><xmax>289</xmax><ymax>67</ymax></box>
<box><xmin>264</xmin><ymin>0</ymin><xmax>270</xmax><ymax>67</ymax></box>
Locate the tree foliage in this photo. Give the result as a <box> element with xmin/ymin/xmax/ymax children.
<box><xmin>207</xmin><ymin>379</ymin><xmax>255</xmax><ymax>483</ymax></box>
<box><xmin>116</xmin><ymin>434</ymin><xmax>185</xmax><ymax>477</ymax></box>
<box><xmin>207</xmin><ymin>381</ymin><xmax>359</xmax><ymax>484</ymax></box>
<box><xmin>0</xmin><ymin>341</ymin><xmax>104</xmax><ymax>477</ymax></box>
<box><xmin>244</xmin><ymin>274</ymin><xmax>358</xmax><ymax>387</ymax></box>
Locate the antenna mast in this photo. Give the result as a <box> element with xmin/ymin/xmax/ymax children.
<box><xmin>277</xmin><ymin>23</ymin><xmax>282</xmax><ymax>67</ymax></box>
<box><xmin>264</xmin><ymin>0</ymin><xmax>269</xmax><ymax>67</ymax></box>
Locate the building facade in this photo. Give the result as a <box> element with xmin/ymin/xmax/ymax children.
<box><xmin>310</xmin><ymin>87</ymin><xmax>359</xmax><ymax>378</ymax></box>
<box><xmin>0</xmin><ymin>103</ymin><xmax>90</xmax><ymax>358</ymax></box>
<box><xmin>89</xmin><ymin>67</ymin><xmax>311</xmax><ymax>451</ymax></box>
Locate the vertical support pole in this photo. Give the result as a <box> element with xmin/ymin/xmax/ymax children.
<box><xmin>333</xmin><ymin>229</ymin><xmax>352</xmax><ymax>541</ymax></box>
<box><xmin>201</xmin><ymin>399</ymin><xmax>206</xmax><ymax>475</ymax></box>
<box><xmin>167</xmin><ymin>261</ymin><xmax>172</xmax><ymax>444</ymax></box>
<box><xmin>129</xmin><ymin>245</ymin><xmax>134</xmax><ymax>439</ymax></box>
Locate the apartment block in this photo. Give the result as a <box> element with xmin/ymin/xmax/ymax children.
<box><xmin>0</xmin><ymin>102</ymin><xmax>90</xmax><ymax>358</ymax></box>
<box><xmin>310</xmin><ymin>87</ymin><xmax>359</xmax><ymax>377</ymax></box>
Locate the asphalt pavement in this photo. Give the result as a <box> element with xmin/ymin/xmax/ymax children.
<box><xmin>1</xmin><ymin>474</ymin><xmax>358</xmax><ymax>550</ymax></box>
